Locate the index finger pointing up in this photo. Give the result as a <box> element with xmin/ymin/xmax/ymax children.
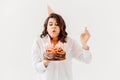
<box><xmin>84</xmin><ymin>27</ymin><xmax>88</xmax><ymax>33</ymax></box>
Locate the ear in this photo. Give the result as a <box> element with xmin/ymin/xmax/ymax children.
<box><xmin>47</xmin><ymin>5</ymin><xmax>54</xmax><ymax>15</ymax></box>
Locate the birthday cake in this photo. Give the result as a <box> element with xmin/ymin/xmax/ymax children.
<box><xmin>43</xmin><ymin>43</ymin><xmax>66</xmax><ymax>61</ymax></box>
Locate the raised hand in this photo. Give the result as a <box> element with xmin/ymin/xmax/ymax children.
<box><xmin>80</xmin><ymin>27</ymin><xmax>91</xmax><ymax>47</ymax></box>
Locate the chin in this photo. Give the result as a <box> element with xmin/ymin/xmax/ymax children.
<box><xmin>49</xmin><ymin>35</ymin><xmax>58</xmax><ymax>39</ymax></box>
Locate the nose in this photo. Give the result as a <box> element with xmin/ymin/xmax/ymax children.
<box><xmin>51</xmin><ymin>25</ymin><xmax>56</xmax><ymax>29</ymax></box>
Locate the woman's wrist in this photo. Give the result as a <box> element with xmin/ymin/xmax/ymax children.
<box><xmin>82</xmin><ymin>45</ymin><xmax>89</xmax><ymax>50</ymax></box>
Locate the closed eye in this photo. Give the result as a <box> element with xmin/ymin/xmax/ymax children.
<box><xmin>49</xmin><ymin>23</ymin><xmax>53</xmax><ymax>26</ymax></box>
<box><xmin>55</xmin><ymin>23</ymin><xmax>58</xmax><ymax>26</ymax></box>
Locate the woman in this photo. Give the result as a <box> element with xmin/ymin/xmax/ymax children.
<box><xmin>32</xmin><ymin>13</ymin><xmax>92</xmax><ymax>80</ymax></box>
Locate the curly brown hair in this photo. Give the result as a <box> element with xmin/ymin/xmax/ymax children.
<box><xmin>40</xmin><ymin>13</ymin><xmax>68</xmax><ymax>43</ymax></box>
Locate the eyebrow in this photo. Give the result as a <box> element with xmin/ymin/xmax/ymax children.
<box><xmin>48</xmin><ymin>22</ymin><xmax>53</xmax><ymax>24</ymax></box>
<box><xmin>48</xmin><ymin>22</ymin><xmax>58</xmax><ymax>24</ymax></box>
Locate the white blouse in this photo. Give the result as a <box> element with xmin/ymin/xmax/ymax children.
<box><xmin>31</xmin><ymin>35</ymin><xmax>92</xmax><ymax>80</ymax></box>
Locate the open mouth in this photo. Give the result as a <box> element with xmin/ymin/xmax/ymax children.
<box><xmin>52</xmin><ymin>30</ymin><xmax>56</xmax><ymax>33</ymax></box>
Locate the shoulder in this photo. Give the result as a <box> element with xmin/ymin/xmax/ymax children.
<box><xmin>33</xmin><ymin>35</ymin><xmax>44</xmax><ymax>45</ymax></box>
<box><xmin>66</xmin><ymin>36</ymin><xmax>77</xmax><ymax>43</ymax></box>
<box><xmin>34</xmin><ymin>35</ymin><xmax>50</xmax><ymax>44</ymax></box>
<box><xmin>66</xmin><ymin>36</ymin><xmax>80</xmax><ymax>47</ymax></box>
<box><xmin>34</xmin><ymin>35</ymin><xmax>41</xmax><ymax>41</ymax></box>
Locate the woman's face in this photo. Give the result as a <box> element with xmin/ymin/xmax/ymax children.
<box><xmin>47</xmin><ymin>18</ymin><xmax>60</xmax><ymax>39</ymax></box>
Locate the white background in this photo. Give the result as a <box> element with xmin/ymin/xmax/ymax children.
<box><xmin>0</xmin><ymin>0</ymin><xmax>120</xmax><ymax>80</ymax></box>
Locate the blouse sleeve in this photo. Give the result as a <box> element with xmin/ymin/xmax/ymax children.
<box><xmin>31</xmin><ymin>37</ymin><xmax>47</xmax><ymax>73</ymax></box>
<box><xmin>71</xmin><ymin>39</ymin><xmax>92</xmax><ymax>64</ymax></box>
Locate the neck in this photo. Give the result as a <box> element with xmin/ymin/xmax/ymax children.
<box><xmin>51</xmin><ymin>37</ymin><xmax>59</xmax><ymax>46</ymax></box>
<box><xmin>52</xmin><ymin>37</ymin><xmax>58</xmax><ymax>41</ymax></box>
